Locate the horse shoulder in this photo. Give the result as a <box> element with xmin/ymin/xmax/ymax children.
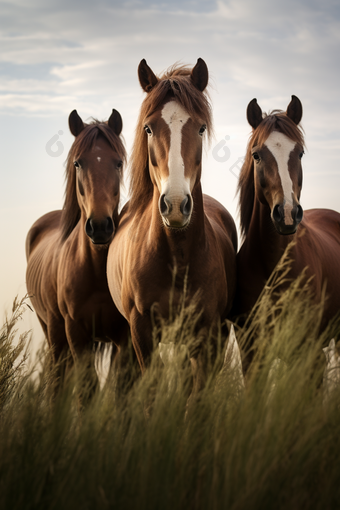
<box><xmin>56</xmin><ymin>227</ymin><xmax>91</xmax><ymax>315</ymax></box>
<box><xmin>199</xmin><ymin>195</ymin><xmax>237</xmax><ymax>315</ymax></box>
<box><xmin>107</xmin><ymin>213</ymin><xmax>134</xmax><ymax>320</ymax></box>
<box><xmin>231</xmin><ymin>233</ymin><xmax>268</xmax><ymax>320</ymax></box>
<box><xmin>121</xmin><ymin>236</ymin><xmax>161</xmax><ymax>317</ymax></box>
<box><xmin>203</xmin><ymin>194</ymin><xmax>238</xmax><ymax>251</ymax></box>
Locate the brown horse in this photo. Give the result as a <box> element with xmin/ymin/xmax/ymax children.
<box><xmin>232</xmin><ymin>95</ymin><xmax>340</xmax><ymax>327</ymax></box>
<box><xmin>26</xmin><ymin>109</ymin><xmax>129</xmax><ymax>387</ymax></box>
<box><xmin>107</xmin><ymin>59</ymin><xmax>237</xmax><ymax>395</ymax></box>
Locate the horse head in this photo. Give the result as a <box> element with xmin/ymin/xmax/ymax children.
<box><xmin>67</xmin><ymin>109</ymin><xmax>124</xmax><ymax>245</ymax></box>
<box><xmin>247</xmin><ymin>95</ymin><xmax>304</xmax><ymax>235</ymax></box>
<box><xmin>137</xmin><ymin>58</ymin><xmax>210</xmax><ymax>229</ymax></box>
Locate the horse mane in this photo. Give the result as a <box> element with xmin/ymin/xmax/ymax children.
<box><xmin>129</xmin><ymin>63</ymin><xmax>213</xmax><ymax>215</ymax></box>
<box><xmin>61</xmin><ymin>120</ymin><xmax>126</xmax><ymax>241</ymax></box>
<box><xmin>238</xmin><ymin>110</ymin><xmax>305</xmax><ymax>238</ymax></box>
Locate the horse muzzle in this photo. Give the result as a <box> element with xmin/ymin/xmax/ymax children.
<box><xmin>272</xmin><ymin>203</ymin><xmax>303</xmax><ymax>235</ymax></box>
<box><xmin>85</xmin><ymin>217</ymin><xmax>115</xmax><ymax>244</ymax></box>
<box><xmin>159</xmin><ymin>193</ymin><xmax>193</xmax><ymax>229</ymax></box>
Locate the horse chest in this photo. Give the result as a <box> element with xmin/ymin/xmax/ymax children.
<box><xmin>130</xmin><ymin>252</ymin><xmax>227</xmax><ymax>320</ymax></box>
<box><xmin>58</xmin><ymin>257</ymin><xmax>112</xmax><ymax>320</ymax></box>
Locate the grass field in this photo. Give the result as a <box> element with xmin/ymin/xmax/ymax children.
<box><xmin>1</xmin><ymin>263</ymin><xmax>340</xmax><ymax>510</ymax></box>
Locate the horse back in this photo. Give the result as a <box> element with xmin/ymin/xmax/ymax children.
<box><xmin>26</xmin><ymin>210</ymin><xmax>62</xmax><ymax>259</ymax></box>
<box><xmin>302</xmin><ymin>208</ymin><xmax>340</xmax><ymax>235</ymax></box>
<box><xmin>297</xmin><ymin>209</ymin><xmax>340</xmax><ymax>272</ymax></box>
<box><xmin>26</xmin><ymin>210</ymin><xmax>62</xmax><ymax>323</ymax></box>
<box><xmin>295</xmin><ymin>209</ymin><xmax>340</xmax><ymax>320</ymax></box>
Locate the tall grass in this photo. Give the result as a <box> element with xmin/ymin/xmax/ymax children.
<box><xmin>0</xmin><ymin>296</ymin><xmax>30</xmax><ymax>411</ymax></box>
<box><xmin>0</xmin><ymin>272</ymin><xmax>340</xmax><ymax>510</ymax></box>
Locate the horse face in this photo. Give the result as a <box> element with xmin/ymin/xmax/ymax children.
<box><xmin>253</xmin><ymin>131</ymin><xmax>304</xmax><ymax>235</ymax></box>
<box><xmin>74</xmin><ymin>137</ymin><xmax>122</xmax><ymax>245</ymax></box>
<box><xmin>144</xmin><ymin>100</ymin><xmax>205</xmax><ymax>229</ymax></box>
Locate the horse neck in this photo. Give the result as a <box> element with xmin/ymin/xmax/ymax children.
<box><xmin>150</xmin><ymin>181</ymin><xmax>206</xmax><ymax>260</ymax></box>
<box><xmin>247</xmin><ymin>198</ymin><xmax>295</xmax><ymax>275</ymax></box>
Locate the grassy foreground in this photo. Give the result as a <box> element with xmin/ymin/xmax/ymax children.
<box><xmin>1</xmin><ymin>270</ymin><xmax>340</xmax><ymax>510</ymax></box>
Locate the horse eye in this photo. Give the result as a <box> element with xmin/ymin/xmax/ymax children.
<box><xmin>144</xmin><ymin>125</ymin><xmax>152</xmax><ymax>135</ymax></box>
<box><xmin>253</xmin><ymin>153</ymin><xmax>260</xmax><ymax>161</ymax></box>
<box><xmin>74</xmin><ymin>160</ymin><xmax>79</xmax><ymax>168</ymax></box>
<box><xmin>299</xmin><ymin>151</ymin><xmax>304</xmax><ymax>159</ymax></box>
<box><xmin>199</xmin><ymin>125</ymin><xmax>206</xmax><ymax>136</ymax></box>
<box><xmin>117</xmin><ymin>160</ymin><xmax>123</xmax><ymax>169</ymax></box>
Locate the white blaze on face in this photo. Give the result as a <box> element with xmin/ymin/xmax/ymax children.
<box><xmin>161</xmin><ymin>101</ymin><xmax>191</xmax><ymax>202</ymax></box>
<box><xmin>265</xmin><ymin>131</ymin><xmax>296</xmax><ymax>225</ymax></box>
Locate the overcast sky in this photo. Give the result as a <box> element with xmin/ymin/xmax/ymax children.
<box><xmin>1</xmin><ymin>0</ymin><xmax>339</xmax><ymax>348</ymax></box>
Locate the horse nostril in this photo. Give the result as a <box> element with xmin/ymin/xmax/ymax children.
<box><xmin>85</xmin><ymin>217</ymin><xmax>114</xmax><ymax>243</ymax></box>
<box><xmin>295</xmin><ymin>205</ymin><xmax>303</xmax><ymax>223</ymax></box>
<box><xmin>159</xmin><ymin>194</ymin><xmax>172</xmax><ymax>216</ymax></box>
<box><xmin>85</xmin><ymin>218</ymin><xmax>94</xmax><ymax>237</ymax></box>
<box><xmin>105</xmin><ymin>217</ymin><xmax>114</xmax><ymax>236</ymax></box>
<box><xmin>272</xmin><ymin>204</ymin><xmax>283</xmax><ymax>223</ymax></box>
<box><xmin>160</xmin><ymin>195</ymin><xmax>167</xmax><ymax>215</ymax></box>
<box><xmin>291</xmin><ymin>204</ymin><xmax>303</xmax><ymax>223</ymax></box>
<box><xmin>180</xmin><ymin>194</ymin><xmax>192</xmax><ymax>216</ymax></box>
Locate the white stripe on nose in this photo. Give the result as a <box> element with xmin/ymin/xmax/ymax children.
<box><xmin>161</xmin><ymin>101</ymin><xmax>191</xmax><ymax>200</ymax></box>
<box><xmin>265</xmin><ymin>131</ymin><xmax>296</xmax><ymax>225</ymax></box>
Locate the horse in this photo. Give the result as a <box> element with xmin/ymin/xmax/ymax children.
<box><xmin>26</xmin><ymin>109</ymin><xmax>130</xmax><ymax>391</ymax></box>
<box><xmin>107</xmin><ymin>58</ymin><xmax>238</xmax><ymax>398</ymax></box>
<box><xmin>231</xmin><ymin>95</ymin><xmax>340</xmax><ymax>331</ymax></box>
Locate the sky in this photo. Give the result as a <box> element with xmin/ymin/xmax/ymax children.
<box><xmin>1</xmin><ymin>0</ymin><xmax>340</xmax><ymax>353</ymax></box>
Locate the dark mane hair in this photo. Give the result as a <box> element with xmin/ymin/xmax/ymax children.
<box><xmin>238</xmin><ymin>110</ymin><xmax>305</xmax><ymax>238</ymax></box>
<box><xmin>129</xmin><ymin>63</ymin><xmax>213</xmax><ymax>214</ymax></box>
<box><xmin>61</xmin><ymin>120</ymin><xmax>126</xmax><ymax>241</ymax></box>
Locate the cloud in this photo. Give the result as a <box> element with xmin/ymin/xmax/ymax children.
<box><xmin>0</xmin><ymin>0</ymin><xmax>338</xmax><ymax>156</ymax></box>
<box><xmin>0</xmin><ymin>0</ymin><xmax>340</xmax><ymax>329</ymax></box>
<box><xmin>0</xmin><ymin>0</ymin><xmax>339</xmax><ymax>125</ymax></box>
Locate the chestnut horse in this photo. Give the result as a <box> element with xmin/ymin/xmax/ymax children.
<box><xmin>232</xmin><ymin>95</ymin><xmax>340</xmax><ymax>328</ymax></box>
<box><xmin>26</xmin><ymin>109</ymin><xmax>129</xmax><ymax>387</ymax></box>
<box><xmin>107</xmin><ymin>59</ymin><xmax>237</xmax><ymax>395</ymax></box>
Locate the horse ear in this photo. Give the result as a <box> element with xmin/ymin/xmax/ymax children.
<box><xmin>138</xmin><ymin>59</ymin><xmax>158</xmax><ymax>92</ymax></box>
<box><xmin>68</xmin><ymin>110</ymin><xmax>85</xmax><ymax>137</ymax></box>
<box><xmin>286</xmin><ymin>95</ymin><xmax>303</xmax><ymax>125</ymax></box>
<box><xmin>108</xmin><ymin>109</ymin><xmax>123</xmax><ymax>135</ymax></box>
<box><xmin>247</xmin><ymin>99</ymin><xmax>263</xmax><ymax>129</ymax></box>
<box><xmin>191</xmin><ymin>58</ymin><xmax>209</xmax><ymax>92</ymax></box>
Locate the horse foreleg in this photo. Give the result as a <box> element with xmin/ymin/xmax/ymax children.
<box><xmin>46</xmin><ymin>311</ymin><xmax>71</xmax><ymax>394</ymax></box>
<box><xmin>109</xmin><ymin>340</ymin><xmax>140</xmax><ymax>400</ymax></box>
<box><xmin>129</xmin><ymin>308</ymin><xmax>156</xmax><ymax>417</ymax></box>
<box><xmin>64</xmin><ymin>316</ymin><xmax>99</xmax><ymax>405</ymax></box>
<box><xmin>129</xmin><ymin>308</ymin><xmax>154</xmax><ymax>374</ymax></box>
<box><xmin>186</xmin><ymin>326</ymin><xmax>211</xmax><ymax>416</ymax></box>
<box><xmin>36</xmin><ymin>314</ymin><xmax>48</xmax><ymax>340</ymax></box>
